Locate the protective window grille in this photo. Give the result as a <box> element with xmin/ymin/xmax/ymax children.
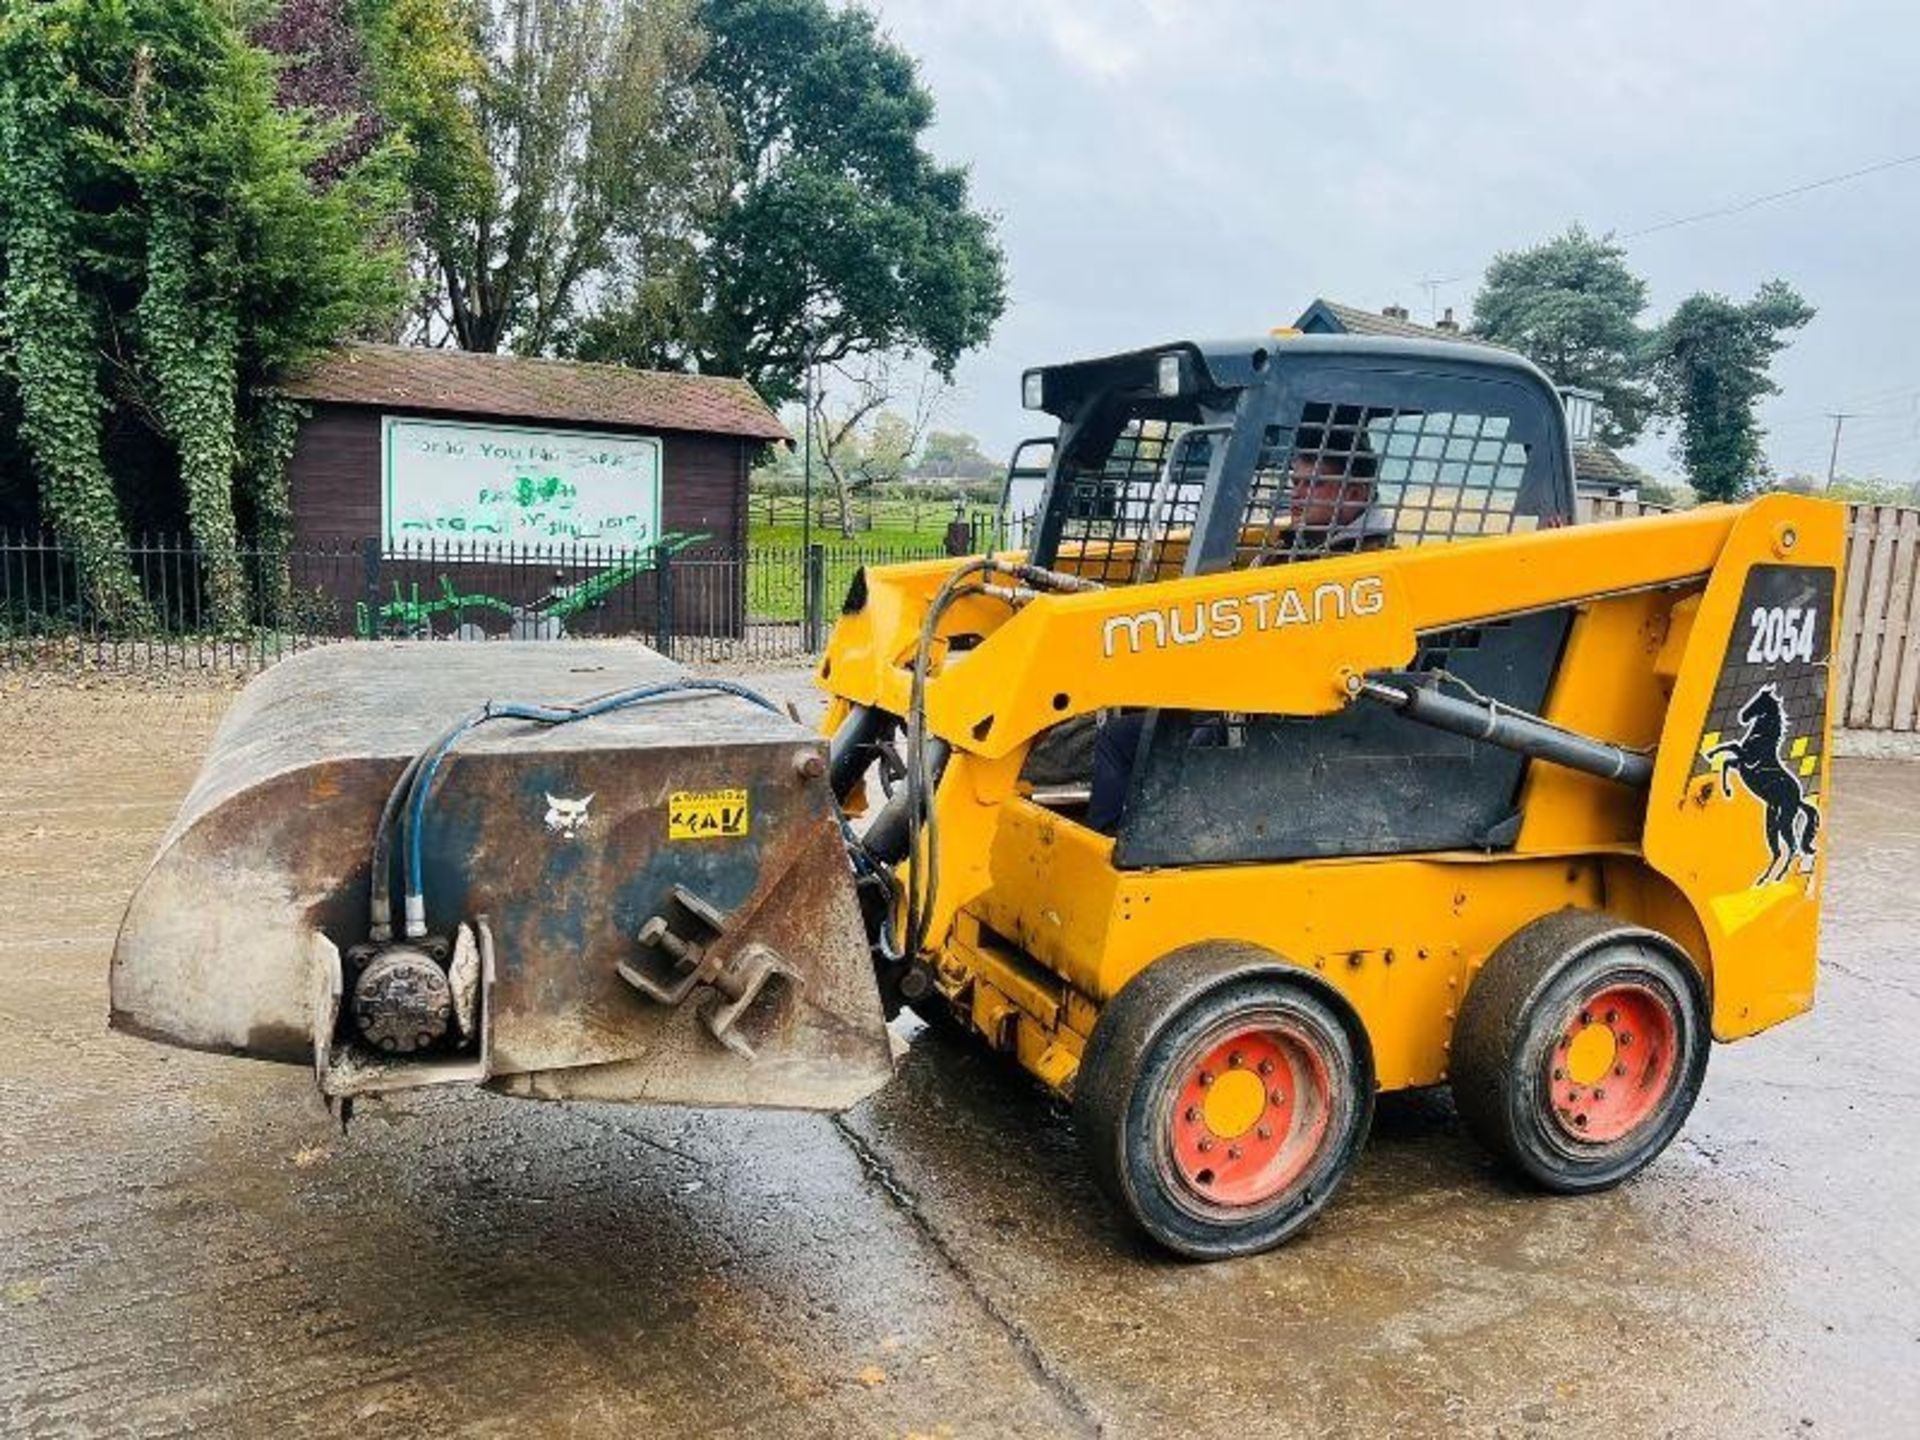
<box><xmin>1051</xmin><ymin>420</ymin><xmax>1212</xmax><ymax>585</ymax></box>
<box><xmin>1235</xmin><ymin>403</ymin><xmax>1536</xmax><ymax>567</ymax></box>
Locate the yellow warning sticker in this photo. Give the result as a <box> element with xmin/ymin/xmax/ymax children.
<box><xmin>668</xmin><ymin>787</ymin><xmax>750</xmax><ymax>841</ymax></box>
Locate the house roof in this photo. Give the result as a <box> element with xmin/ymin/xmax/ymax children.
<box><xmin>1572</xmin><ymin>441</ymin><xmax>1648</xmax><ymax>491</ymax></box>
<box><xmin>1297</xmin><ymin>298</ymin><xmax>1472</xmax><ymax>343</ymax></box>
<box><xmin>276</xmin><ymin>343</ymin><xmax>790</xmax><ymax>442</ymax></box>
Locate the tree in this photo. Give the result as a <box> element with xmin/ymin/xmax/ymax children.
<box><xmin>379</xmin><ymin>0</ymin><xmax>731</xmax><ymax>355</ymax></box>
<box><xmin>915</xmin><ymin>429</ymin><xmax>995</xmax><ymax>481</ymax></box>
<box><xmin>574</xmin><ymin>0</ymin><xmax>1006</xmax><ymax>405</ymax></box>
<box><xmin>804</xmin><ymin>354</ymin><xmax>940</xmax><ymax>535</ymax></box>
<box><xmin>0</xmin><ymin>0</ymin><xmax>409</xmax><ymax>626</ymax></box>
<box><xmin>1646</xmin><ymin>281</ymin><xmax>1814</xmax><ymax>503</ymax></box>
<box><xmin>249</xmin><ymin>0</ymin><xmax>383</xmax><ymax>183</ymax></box>
<box><xmin>1820</xmin><ymin>475</ymin><xmax>1920</xmax><ymax>505</ymax></box>
<box><xmin>1470</xmin><ymin>226</ymin><xmax>1654</xmax><ymax>447</ymax></box>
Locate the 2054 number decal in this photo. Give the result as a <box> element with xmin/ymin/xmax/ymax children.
<box><xmin>1746</xmin><ymin>605</ymin><xmax>1820</xmax><ymax>665</ymax></box>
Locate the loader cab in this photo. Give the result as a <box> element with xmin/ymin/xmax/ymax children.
<box><xmin>1018</xmin><ymin>335</ymin><xmax>1577</xmax><ymax>581</ymax></box>
<box><xmin>1016</xmin><ymin>335</ymin><xmax>1582</xmax><ymax>865</ymax></box>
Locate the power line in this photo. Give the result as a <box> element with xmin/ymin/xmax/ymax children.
<box><xmin>1411</xmin><ymin>151</ymin><xmax>1920</xmax><ymax>308</ymax></box>
<box><xmin>1773</xmin><ymin>405</ymin><xmax>1916</xmax><ymax>431</ymax></box>
<box><xmin>1776</xmin><ymin>381</ymin><xmax>1920</xmax><ymax>422</ymax></box>
<box><xmin>1618</xmin><ymin>151</ymin><xmax>1920</xmax><ymax>240</ymax></box>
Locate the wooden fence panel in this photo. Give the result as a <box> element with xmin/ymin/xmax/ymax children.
<box><xmin>1839</xmin><ymin>504</ymin><xmax>1878</xmax><ymax>727</ymax></box>
<box><xmin>1890</xmin><ymin>514</ymin><xmax>1920</xmax><ymax>732</ymax></box>
<box><xmin>1869</xmin><ymin>508</ymin><xmax>1920</xmax><ymax>729</ymax></box>
<box><xmin>1846</xmin><ymin>506</ymin><xmax>1900</xmax><ymax>727</ymax></box>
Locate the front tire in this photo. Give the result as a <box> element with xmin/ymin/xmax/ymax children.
<box><xmin>1452</xmin><ymin>910</ymin><xmax>1710</xmax><ymax>1194</ymax></box>
<box><xmin>1075</xmin><ymin>944</ymin><xmax>1372</xmax><ymax>1260</ymax></box>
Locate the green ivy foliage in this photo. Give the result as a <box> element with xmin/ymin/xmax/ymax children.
<box><xmin>0</xmin><ymin>8</ymin><xmax>150</xmax><ymax>622</ymax></box>
<box><xmin>0</xmin><ymin>0</ymin><xmax>408</xmax><ymax>632</ymax></box>
<box><xmin>141</xmin><ymin>203</ymin><xmax>248</xmax><ymax>628</ymax></box>
<box><xmin>241</xmin><ymin>392</ymin><xmax>304</xmax><ymax>625</ymax></box>
<box><xmin>1646</xmin><ymin>282</ymin><xmax>1815</xmax><ymax>504</ymax></box>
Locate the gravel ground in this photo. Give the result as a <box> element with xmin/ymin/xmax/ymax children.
<box><xmin>4</xmin><ymin>658</ymin><xmax>1918</xmax><ymax>1438</ymax></box>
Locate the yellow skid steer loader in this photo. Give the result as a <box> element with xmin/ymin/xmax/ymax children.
<box><xmin>114</xmin><ymin>333</ymin><xmax>1841</xmax><ymax>1259</ymax></box>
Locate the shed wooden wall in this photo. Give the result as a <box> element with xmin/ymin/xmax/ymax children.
<box><xmin>285</xmin><ymin>403</ymin><xmax>750</xmax><ymax>549</ymax></box>
<box><xmin>282</xmin><ymin>403</ymin><xmax>751</xmax><ymax>639</ymax></box>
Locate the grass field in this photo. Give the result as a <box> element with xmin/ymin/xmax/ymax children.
<box><xmin>745</xmin><ymin>491</ymin><xmax>995</xmax><ymax>546</ymax></box>
<box><xmin>740</xmin><ymin>534</ymin><xmax>953</xmax><ymax>623</ymax></box>
<box><xmin>748</xmin><ymin>520</ymin><xmax>953</xmax><ymax>549</ymax></box>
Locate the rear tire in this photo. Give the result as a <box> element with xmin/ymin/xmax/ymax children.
<box><xmin>1075</xmin><ymin>944</ymin><xmax>1372</xmax><ymax>1260</ymax></box>
<box><xmin>1452</xmin><ymin>909</ymin><xmax>1709</xmax><ymax>1194</ymax></box>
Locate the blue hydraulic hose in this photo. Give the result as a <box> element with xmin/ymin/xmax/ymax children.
<box><xmin>395</xmin><ymin>678</ymin><xmax>787</xmax><ymax>938</ymax></box>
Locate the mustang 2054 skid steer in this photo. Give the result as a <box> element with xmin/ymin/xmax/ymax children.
<box><xmin>113</xmin><ymin>332</ymin><xmax>1842</xmax><ymax>1260</ymax></box>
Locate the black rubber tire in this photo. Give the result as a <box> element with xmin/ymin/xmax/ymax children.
<box><xmin>1452</xmin><ymin>909</ymin><xmax>1710</xmax><ymax>1194</ymax></box>
<box><xmin>1074</xmin><ymin>943</ymin><xmax>1373</xmax><ymax>1261</ymax></box>
<box><xmin>910</xmin><ymin>991</ymin><xmax>967</xmax><ymax>1039</ymax></box>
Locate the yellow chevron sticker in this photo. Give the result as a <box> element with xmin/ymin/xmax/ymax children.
<box><xmin>1709</xmin><ymin>879</ymin><xmax>1799</xmax><ymax>935</ymax></box>
<box><xmin>1800</xmin><ymin>755</ymin><xmax>1818</xmax><ymax>777</ymax></box>
<box><xmin>1789</xmin><ymin>736</ymin><xmax>1810</xmax><ymax>758</ymax></box>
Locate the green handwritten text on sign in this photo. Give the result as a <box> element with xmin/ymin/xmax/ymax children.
<box><xmin>382</xmin><ymin>417</ymin><xmax>663</xmax><ymax>552</ymax></box>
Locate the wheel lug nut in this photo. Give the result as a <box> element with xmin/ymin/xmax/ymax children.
<box><xmin>1618</xmin><ymin>1032</ymin><xmax>1632</xmax><ymax>1047</ymax></box>
<box><xmin>1579</xmin><ymin>1009</ymin><xmax>1592</xmax><ymax>1025</ymax></box>
<box><xmin>1605</xmin><ymin>1008</ymin><xmax>1618</xmax><ymax>1024</ymax></box>
<box><xmin>1256</xmin><ymin>1125</ymin><xmax>1273</xmax><ymax>1141</ymax></box>
<box><xmin>1269</xmin><ymin>1089</ymin><xmax>1285</xmax><ymax>1105</ymax></box>
<box><xmin>1228</xmin><ymin>1051</ymin><xmax>1244</xmax><ymax>1068</ymax></box>
<box><xmin>1594</xmin><ymin>1088</ymin><xmax>1607</xmax><ymax>1100</ymax></box>
<box><xmin>1614</xmin><ymin>1064</ymin><xmax>1626</xmax><ymax>1078</ymax></box>
<box><xmin>1258</xmin><ymin>1059</ymin><xmax>1275</xmax><ymax>1076</ymax></box>
<box><xmin>1552</xmin><ymin>1067</ymin><xmax>1564</xmax><ymax>1080</ymax></box>
<box><xmin>1199</xmin><ymin>1069</ymin><xmax>1215</xmax><ymax>1086</ymax></box>
<box><xmin>1185</xmin><ymin>1106</ymin><xmax>1202</xmax><ymax>1123</ymax></box>
<box><xmin>1227</xmin><ymin>1145</ymin><xmax>1243</xmax><ymax>1160</ymax></box>
<box><xmin>1198</xmin><ymin>1137</ymin><xmax>1215</xmax><ymax>1153</ymax></box>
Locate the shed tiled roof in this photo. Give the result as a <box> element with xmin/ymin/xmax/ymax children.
<box><xmin>277</xmin><ymin>343</ymin><xmax>790</xmax><ymax>442</ymax></box>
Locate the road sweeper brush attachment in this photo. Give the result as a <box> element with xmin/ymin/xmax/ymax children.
<box><xmin>111</xmin><ymin>642</ymin><xmax>894</xmax><ymax>1113</ymax></box>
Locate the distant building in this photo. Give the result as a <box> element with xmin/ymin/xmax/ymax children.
<box><xmin>1295</xmin><ymin>297</ymin><xmax>1473</xmax><ymax>341</ymax></box>
<box><xmin>1293</xmin><ymin>299</ymin><xmax>1650</xmax><ymax>503</ymax></box>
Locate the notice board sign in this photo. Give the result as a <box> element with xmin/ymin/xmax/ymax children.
<box><xmin>382</xmin><ymin>417</ymin><xmax>663</xmax><ymax>552</ymax></box>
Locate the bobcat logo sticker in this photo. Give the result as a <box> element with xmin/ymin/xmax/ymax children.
<box><xmin>543</xmin><ymin>792</ymin><xmax>594</xmax><ymax>839</ymax></box>
<box><xmin>1705</xmin><ymin>685</ymin><xmax>1821</xmax><ymax>885</ymax></box>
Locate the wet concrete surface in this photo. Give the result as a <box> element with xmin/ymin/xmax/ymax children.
<box><xmin>3</xmin><ymin>667</ymin><xmax>1918</xmax><ymax>1437</ymax></box>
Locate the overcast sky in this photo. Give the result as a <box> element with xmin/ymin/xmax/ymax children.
<box><xmin>862</xmin><ymin>0</ymin><xmax>1920</xmax><ymax>485</ymax></box>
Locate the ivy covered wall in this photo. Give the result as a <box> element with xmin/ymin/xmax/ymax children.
<box><xmin>0</xmin><ymin>0</ymin><xmax>406</xmax><ymax>627</ymax></box>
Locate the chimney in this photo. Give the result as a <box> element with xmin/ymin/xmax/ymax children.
<box><xmin>1382</xmin><ymin>303</ymin><xmax>1410</xmax><ymax>321</ymax></box>
<box><xmin>1435</xmin><ymin>307</ymin><xmax>1459</xmax><ymax>333</ymax></box>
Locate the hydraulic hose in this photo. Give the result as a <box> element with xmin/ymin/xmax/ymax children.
<box><xmin>897</xmin><ymin>557</ymin><xmax>1101</xmax><ymax>959</ymax></box>
<box><xmin>371</xmin><ymin>678</ymin><xmax>788</xmax><ymax>940</ymax></box>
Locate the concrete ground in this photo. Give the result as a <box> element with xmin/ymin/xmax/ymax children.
<box><xmin>3</xmin><ymin>665</ymin><xmax>1918</xmax><ymax>1438</ymax></box>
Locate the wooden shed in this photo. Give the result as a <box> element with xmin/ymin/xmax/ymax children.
<box><xmin>273</xmin><ymin>344</ymin><xmax>788</xmax><ymax>638</ymax></box>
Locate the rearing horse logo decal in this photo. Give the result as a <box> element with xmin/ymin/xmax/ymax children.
<box><xmin>1705</xmin><ymin>684</ymin><xmax>1821</xmax><ymax>885</ymax></box>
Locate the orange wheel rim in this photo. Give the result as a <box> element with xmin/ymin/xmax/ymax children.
<box><xmin>1168</xmin><ymin>1021</ymin><xmax>1332</xmax><ymax>1208</ymax></box>
<box><xmin>1546</xmin><ymin>983</ymin><xmax>1679</xmax><ymax>1143</ymax></box>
